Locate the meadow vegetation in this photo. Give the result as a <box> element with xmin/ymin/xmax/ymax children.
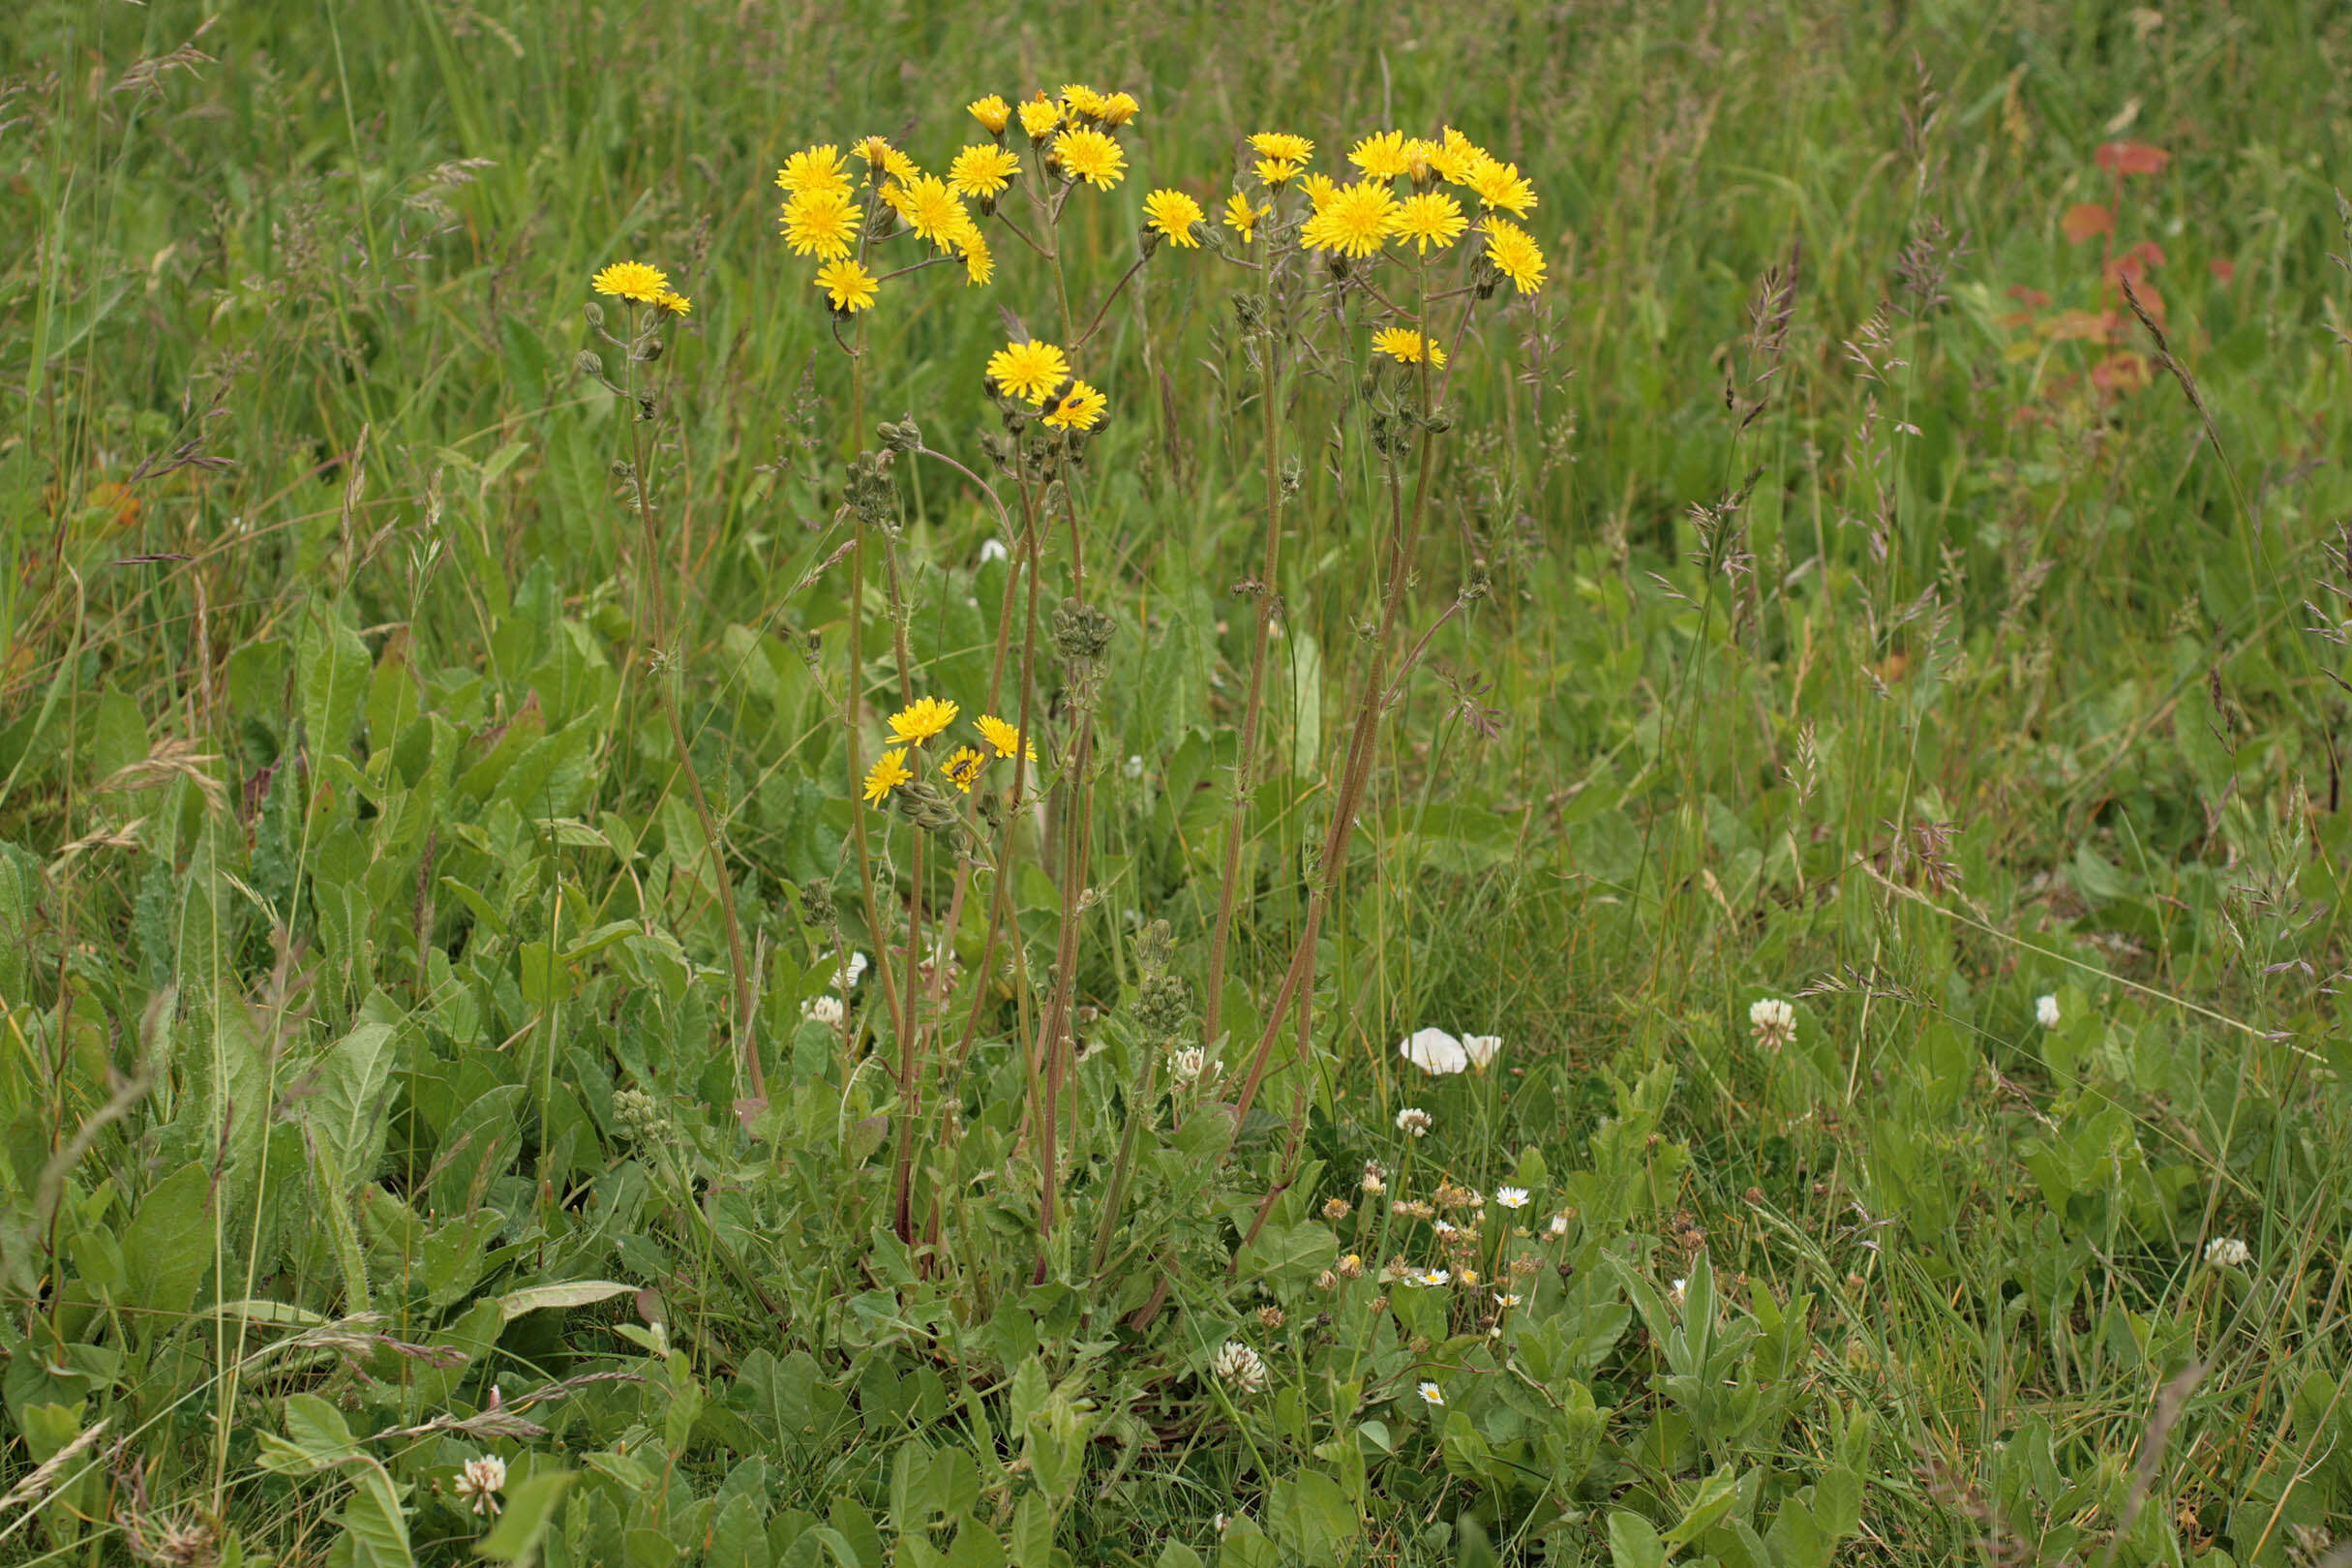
<box><xmin>2</xmin><ymin>1</ymin><xmax>2351</xmax><ymax>1564</ymax></box>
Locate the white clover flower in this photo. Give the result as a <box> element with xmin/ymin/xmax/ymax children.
<box><xmin>455</xmin><ymin>1455</ymin><xmax>507</xmax><ymax>1519</ymax></box>
<box><xmin>1749</xmin><ymin>997</ymin><xmax>1796</xmax><ymax>1050</ymax></box>
<box><xmin>2035</xmin><ymin>993</ymin><xmax>2062</xmax><ymax>1029</ymax></box>
<box><xmin>1418</xmin><ymin>1381</ymin><xmax>1445</xmax><ymax>1406</ymax></box>
<box><xmin>2205</xmin><ymin>1237</ymin><xmax>2251</xmax><ymax>1270</ymax></box>
<box><xmin>800</xmin><ymin>994</ymin><xmax>845</xmax><ymax>1027</ymax></box>
<box><xmin>1668</xmin><ymin>1278</ymin><xmax>1688</xmax><ymax>1309</ymax></box>
<box><xmin>1211</xmin><ymin>1341</ymin><xmax>1267</xmax><ymax>1395</ymax></box>
<box><xmin>1462</xmin><ymin>1034</ymin><xmax>1501</xmax><ymax>1069</ymax></box>
<box><xmin>1409</xmin><ymin>1269</ymin><xmax>1451</xmax><ymax>1288</ymax></box>
<box><xmin>1494</xmin><ymin>1186</ymin><xmax>1530</xmax><ymax>1210</ymax></box>
<box><xmin>1400</xmin><ymin>1027</ymin><xmax>1471</xmax><ymax>1073</ymax></box>
<box><xmin>1167</xmin><ymin>1045</ymin><xmax>1207</xmax><ymax>1085</ymax></box>
<box><xmin>1432</xmin><ymin>1219</ymin><xmax>1458</xmax><ymax>1236</ymax></box>
<box><xmin>1396</xmin><ymin>1106</ymin><xmax>1433</xmax><ymax>1137</ymax></box>
<box><xmin>1361</xmin><ymin>1160</ymin><xmax>1387</xmax><ymax>1193</ymax></box>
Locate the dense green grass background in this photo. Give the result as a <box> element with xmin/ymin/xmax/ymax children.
<box><xmin>4</xmin><ymin>0</ymin><xmax>2352</xmax><ymax>1564</ymax></box>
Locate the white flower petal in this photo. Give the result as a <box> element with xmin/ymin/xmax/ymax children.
<box><xmin>1400</xmin><ymin>1027</ymin><xmax>1470</xmax><ymax>1074</ymax></box>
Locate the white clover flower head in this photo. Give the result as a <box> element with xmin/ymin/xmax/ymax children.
<box><xmin>1668</xmin><ymin>1278</ymin><xmax>1688</xmax><ymax>1309</ymax></box>
<box><xmin>1211</xmin><ymin>1340</ymin><xmax>1267</xmax><ymax>1395</ymax></box>
<box><xmin>1361</xmin><ymin>1160</ymin><xmax>1387</xmax><ymax>1193</ymax></box>
<box><xmin>1494</xmin><ymin>1186</ymin><xmax>1530</xmax><ymax>1210</ymax></box>
<box><xmin>2035</xmin><ymin>993</ymin><xmax>2062</xmax><ymax>1029</ymax></box>
<box><xmin>455</xmin><ymin>1454</ymin><xmax>507</xmax><ymax>1518</ymax></box>
<box><xmin>1400</xmin><ymin>1027</ymin><xmax>1470</xmax><ymax>1073</ymax></box>
<box><xmin>800</xmin><ymin>994</ymin><xmax>846</xmax><ymax>1027</ymax></box>
<box><xmin>1493</xmin><ymin>1291</ymin><xmax>1522</xmax><ymax>1308</ymax></box>
<box><xmin>1396</xmin><ymin>1106</ymin><xmax>1433</xmax><ymax>1137</ymax></box>
<box><xmin>1168</xmin><ymin>1045</ymin><xmax>1207</xmax><ymax>1085</ymax></box>
<box><xmin>1433</xmin><ymin>1219</ymin><xmax>1459</xmax><ymax>1237</ymax></box>
<box><xmin>1418</xmin><ymin>1380</ymin><xmax>1445</xmax><ymax>1406</ymax></box>
<box><xmin>1410</xmin><ymin>1268</ymin><xmax>1451</xmax><ymax>1288</ymax></box>
<box><xmin>1749</xmin><ymin>997</ymin><xmax>1796</xmax><ymax>1050</ymax></box>
<box><xmin>2205</xmin><ymin>1237</ymin><xmax>2251</xmax><ymax>1270</ymax></box>
<box><xmin>979</xmin><ymin>537</ymin><xmax>1010</xmax><ymax>563</ymax></box>
<box><xmin>1548</xmin><ymin>1212</ymin><xmax>1570</xmax><ymax>1238</ymax></box>
<box><xmin>1462</xmin><ymin>1033</ymin><xmax>1501</xmax><ymax>1069</ymax></box>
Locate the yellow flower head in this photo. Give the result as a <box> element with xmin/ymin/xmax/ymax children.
<box><xmin>1349</xmin><ymin>131</ymin><xmax>1415</xmax><ymax>181</ymax></box>
<box><xmin>652</xmin><ymin>289</ymin><xmax>693</xmax><ymax>317</ymax></box>
<box><xmin>889</xmin><ymin>696</ymin><xmax>960</xmax><ymax>746</ymax></box>
<box><xmin>1250</xmin><ymin>132</ymin><xmax>1314</xmax><ymax>164</ymax></box>
<box><xmin>985</xmin><ymin>339</ymin><xmax>1070</xmax><ymax>405</ymax></box>
<box><xmin>950</xmin><ymin>143</ymin><xmax>1022</xmax><ymax>200</ymax></box>
<box><xmin>1372</xmin><ymin>326</ymin><xmax>1445</xmax><ymax>366</ymax></box>
<box><xmin>1052</xmin><ymin>127</ymin><xmax>1126</xmax><ymax>190</ymax></box>
<box><xmin>1464</xmin><ymin>156</ymin><xmax>1537</xmax><ymax>216</ymax></box>
<box><xmin>1060</xmin><ymin>82</ymin><xmax>1108</xmax><ymax>121</ymax></box>
<box><xmin>1296</xmin><ymin>171</ymin><xmax>1340</xmax><ymax>208</ymax></box>
<box><xmin>1400</xmin><ymin>136</ymin><xmax>1440</xmax><ymax>185</ymax></box>
<box><xmin>960</xmin><ymin>230</ymin><xmax>994</xmax><ymax>286</ymax></box>
<box><xmin>941</xmin><ymin>746</ymin><xmax>988</xmax><ymax>794</ymax></box>
<box><xmin>1100</xmin><ymin>91</ymin><xmax>1140</xmax><ymax>128</ymax></box>
<box><xmin>898</xmin><ymin>174</ymin><xmax>972</xmax><ymax>253</ymax></box>
<box><xmin>815</xmin><ymin>258</ymin><xmax>878</xmax><ymax>314</ymax></box>
<box><xmin>1042</xmin><ymin>378</ymin><xmax>1107</xmax><ymax>432</ymax></box>
<box><xmin>780</xmin><ymin>189</ymin><xmax>860</xmax><ymax>260</ymax></box>
<box><xmin>1254</xmin><ymin>157</ymin><xmax>1305</xmax><ymax>188</ymax></box>
<box><xmin>1431</xmin><ymin>127</ymin><xmax>1487</xmax><ymax>185</ymax></box>
<box><xmin>862</xmin><ymin>747</ymin><xmax>913</xmax><ymax>805</ymax></box>
<box><xmin>976</xmin><ymin>714</ymin><xmax>1037</xmax><ymax>762</ymax></box>
<box><xmin>1222</xmin><ymin>191</ymin><xmax>1270</xmax><ymax>245</ymax></box>
<box><xmin>1017</xmin><ymin>95</ymin><xmax>1062</xmax><ymax>140</ymax></box>
<box><xmin>968</xmin><ymin>94</ymin><xmax>1011</xmax><ymax>136</ymax></box>
<box><xmin>775</xmin><ymin>144</ymin><xmax>852</xmax><ymax>198</ymax></box>
<box><xmin>854</xmin><ymin>136</ymin><xmax>918</xmax><ymax>182</ymax></box>
<box><xmin>1142</xmin><ymin>188</ymin><xmax>1206</xmax><ymax>248</ymax></box>
<box><xmin>1300</xmin><ymin>181</ymin><xmax>1398</xmax><ymax>258</ymax></box>
<box><xmin>1389</xmin><ymin>190</ymin><xmax>1467</xmax><ymax>253</ymax></box>
<box><xmin>1479</xmin><ymin>216</ymin><xmax>1548</xmax><ymax>294</ymax></box>
<box><xmin>591</xmin><ymin>260</ymin><xmax>669</xmax><ymax>303</ymax></box>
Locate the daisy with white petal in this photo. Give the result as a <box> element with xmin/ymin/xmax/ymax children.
<box><xmin>1493</xmin><ymin>1291</ymin><xmax>1522</xmax><ymax>1308</ymax></box>
<box><xmin>1409</xmin><ymin>1268</ymin><xmax>1451</xmax><ymax>1288</ymax></box>
<box><xmin>1494</xmin><ymin>1187</ymin><xmax>1530</xmax><ymax>1210</ymax></box>
<box><xmin>1418</xmin><ymin>1381</ymin><xmax>1446</xmax><ymax>1406</ymax></box>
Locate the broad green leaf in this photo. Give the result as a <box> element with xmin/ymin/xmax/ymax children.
<box><xmin>1608</xmin><ymin>1511</ymin><xmax>1667</xmax><ymax>1568</ymax></box>
<box><xmin>310</xmin><ymin>1021</ymin><xmax>398</xmax><ymax>1183</ymax></box>
<box><xmin>298</xmin><ymin>606</ymin><xmax>372</xmax><ymax>762</ymax></box>
<box><xmin>497</xmin><ymin>1280</ymin><xmax>634</xmax><ymax>1323</ymax></box>
<box><xmin>120</xmin><ymin>1161</ymin><xmax>213</xmax><ymax>1325</ymax></box>
<box><xmin>475</xmin><ymin>1470</ymin><xmax>574</xmax><ymax>1563</ymax></box>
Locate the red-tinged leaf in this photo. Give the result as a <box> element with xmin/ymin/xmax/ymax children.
<box><xmin>2006</xmin><ymin>285</ymin><xmax>2053</xmax><ymax>307</ymax></box>
<box><xmin>2092</xmin><ymin>351</ymin><xmax>2153</xmax><ymax>393</ymax></box>
<box><xmin>1997</xmin><ymin>311</ymin><xmax>2038</xmax><ymax>330</ymax></box>
<box><xmin>2127</xmin><ymin>240</ymin><xmax>2167</xmax><ymax>268</ymax></box>
<box><xmin>2049</xmin><ymin>309</ymin><xmax>2117</xmax><ymax>343</ymax></box>
<box><xmin>2209</xmin><ymin>258</ymin><xmax>2237</xmax><ymax>285</ymax></box>
<box><xmin>2063</xmin><ymin>203</ymin><xmax>2114</xmax><ymax>244</ymax></box>
<box><xmin>2096</xmin><ymin>140</ymin><xmax>2170</xmax><ymax>176</ymax></box>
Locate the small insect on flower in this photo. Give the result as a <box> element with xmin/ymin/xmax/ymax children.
<box><xmin>776</xmin><ymin>144</ymin><xmax>852</xmax><ymax>198</ymax></box>
<box><xmin>941</xmin><ymin>746</ymin><xmax>987</xmax><ymax>794</ymax></box>
<box><xmin>1249</xmin><ymin>131</ymin><xmax>1314</xmax><ymax>164</ymax></box>
<box><xmin>1042</xmin><ymin>379</ymin><xmax>1108</xmax><ymax>432</ymax></box>
<box><xmin>1493</xmin><ymin>1187</ymin><xmax>1530</xmax><ymax>1210</ymax></box>
<box><xmin>1396</xmin><ymin>1105</ymin><xmax>1433</xmax><ymax>1137</ymax></box>
<box><xmin>781</xmin><ymin>189</ymin><xmax>861</xmax><ymax>260</ymax></box>
<box><xmin>949</xmin><ymin>144</ymin><xmax>1022</xmax><ymax>200</ymax></box>
<box><xmin>455</xmin><ymin>1455</ymin><xmax>507</xmax><ymax>1518</ymax></box>
<box><xmin>1749</xmin><ymin>997</ymin><xmax>1797</xmax><ymax>1050</ymax></box>
<box><xmin>975</xmin><ymin>713</ymin><xmax>1039</xmax><ymax>762</ymax></box>
<box><xmin>968</xmin><ymin>95</ymin><xmax>1011</xmax><ymax>136</ymax></box>
<box><xmin>1477</xmin><ymin>217</ymin><xmax>1548</xmax><ymax>294</ymax></box>
<box><xmin>862</xmin><ymin>748</ymin><xmax>913</xmax><ymax>805</ymax></box>
<box><xmin>2205</xmin><ymin>1237</ymin><xmax>2252</xmax><ymax>1269</ymax></box>
<box><xmin>1301</xmin><ymin>181</ymin><xmax>1398</xmax><ymax>258</ymax></box>
<box><xmin>1418</xmin><ymin>1381</ymin><xmax>1446</xmax><ymax>1406</ymax></box>
<box><xmin>591</xmin><ymin>260</ymin><xmax>670</xmax><ymax>303</ymax></box>
<box><xmin>1052</xmin><ymin>127</ymin><xmax>1127</xmax><ymax>190</ymax></box>
<box><xmin>1211</xmin><ymin>1341</ymin><xmax>1267</xmax><ymax>1395</ymax></box>
<box><xmin>1222</xmin><ymin>192</ymin><xmax>1269</xmax><ymax>244</ymax></box>
<box><xmin>2035</xmin><ymin>993</ymin><xmax>2062</xmax><ymax>1029</ymax></box>
<box><xmin>889</xmin><ymin>696</ymin><xmax>960</xmax><ymax>745</ymax></box>
<box><xmin>652</xmin><ymin>289</ymin><xmax>692</xmax><ymax>317</ymax></box>
<box><xmin>1389</xmin><ymin>190</ymin><xmax>1468</xmax><ymax>253</ymax></box>
<box><xmin>1372</xmin><ymin>327</ymin><xmax>1447</xmax><ymax>368</ymax></box>
<box><xmin>984</xmin><ymin>340</ymin><xmax>1071</xmax><ymax>406</ymax></box>
<box><xmin>814</xmin><ymin>259</ymin><xmax>878</xmax><ymax>315</ymax></box>
<box><xmin>1143</xmin><ymin>188</ymin><xmax>1207</xmax><ymax>248</ymax></box>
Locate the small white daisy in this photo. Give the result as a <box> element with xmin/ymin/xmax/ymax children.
<box><xmin>1668</xmin><ymin>1278</ymin><xmax>1688</xmax><ymax>1309</ymax></box>
<box><xmin>1494</xmin><ymin>1186</ymin><xmax>1530</xmax><ymax>1210</ymax></box>
<box><xmin>1418</xmin><ymin>1380</ymin><xmax>1445</xmax><ymax>1406</ymax></box>
<box><xmin>1409</xmin><ymin>1269</ymin><xmax>1451</xmax><ymax>1288</ymax></box>
<box><xmin>1493</xmin><ymin>1291</ymin><xmax>1522</xmax><ymax>1308</ymax></box>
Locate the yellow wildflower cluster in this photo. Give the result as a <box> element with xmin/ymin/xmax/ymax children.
<box><xmin>591</xmin><ymin>260</ymin><xmax>692</xmax><ymax>317</ymax></box>
<box><xmin>862</xmin><ymin>702</ymin><xmax>1040</xmax><ymax>805</ymax></box>
<box><xmin>772</xmin><ymin>132</ymin><xmax>992</xmax><ymax>316</ymax></box>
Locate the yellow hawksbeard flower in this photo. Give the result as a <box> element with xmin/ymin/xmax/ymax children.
<box><xmin>898</xmin><ymin>175</ymin><xmax>971</xmax><ymax>253</ymax></box>
<box><xmin>1042</xmin><ymin>379</ymin><xmax>1107</xmax><ymax>432</ymax></box>
<box><xmin>1100</xmin><ymin>91</ymin><xmax>1139</xmax><ymax>128</ymax></box>
<box><xmin>1349</xmin><ymin>131</ymin><xmax>1415</xmax><ymax>181</ymax></box>
<box><xmin>780</xmin><ymin>189</ymin><xmax>860</xmax><ymax>259</ymax></box>
<box><xmin>1296</xmin><ymin>171</ymin><xmax>1339</xmax><ymax>208</ymax></box>
<box><xmin>1430</xmin><ymin>128</ymin><xmax>1486</xmax><ymax>185</ymax></box>
<box><xmin>1052</xmin><ymin>127</ymin><xmax>1126</xmax><ymax>190</ymax></box>
<box><xmin>1060</xmin><ymin>82</ymin><xmax>1108</xmax><ymax>121</ymax></box>
<box><xmin>985</xmin><ymin>339</ymin><xmax>1070</xmax><ymax>405</ymax></box>
<box><xmin>960</xmin><ymin>230</ymin><xmax>994</xmax><ymax>286</ymax></box>
<box><xmin>653</xmin><ymin>289</ymin><xmax>692</xmax><ymax>317</ymax></box>
<box><xmin>1300</xmin><ymin>181</ymin><xmax>1397</xmax><ymax>257</ymax></box>
<box><xmin>591</xmin><ymin>260</ymin><xmax>669</xmax><ymax>302</ymax></box>
<box><xmin>1222</xmin><ymin>192</ymin><xmax>1269</xmax><ymax>244</ymax></box>
<box><xmin>1017</xmin><ymin>96</ymin><xmax>1062</xmax><ymax>140</ymax></box>
<box><xmin>950</xmin><ymin>143</ymin><xmax>1022</xmax><ymax>200</ymax></box>
<box><xmin>1479</xmin><ymin>217</ymin><xmax>1547</xmax><ymax>294</ymax></box>
<box><xmin>968</xmin><ymin>95</ymin><xmax>1011</xmax><ymax>136</ymax></box>
<box><xmin>1142</xmin><ymin>189</ymin><xmax>1205</xmax><ymax>248</ymax></box>
<box><xmin>1390</xmin><ymin>190</ymin><xmax>1467</xmax><ymax>253</ymax></box>
<box><xmin>976</xmin><ymin>714</ymin><xmax>1038</xmax><ymax>762</ymax></box>
<box><xmin>1464</xmin><ymin>156</ymin><xmax>1537</xmax><ymax>216</ymax></box>
<box><xmin>862</xmin><ymin>748</ymin><xmax>912</xmax><ymax>805</ymax></box>
<box><xmin>1254</xmin><ymin>157</ymin><xmax>1304</xmax><ymax>188</ymax></box>
<box><xmin>775</xmin><ymin>144</ymin><xmax>851</xmax><ymax>198</ymax></box>
<box><xmin>1372</xmin><ymin>326</ymin><xmax>1446</xmax><ymax>366</ymax></box>
<box><xmin>1250</xmin><ymin>131</ymin><xmax>1313</xmax><ymax>164</ymax></box>
<box><xmin>941</xmin><ymin>746</ymin><xmax>987</xmax><ymax>794</ymax></box>
<box><xmin>889</xmin><ymin>696</ymin><xmax>960</xmax><ymax>746</ymax></box>
<box><xmin>815</xmin><ymin>258</ymin><xmax>878</xmax><ymax>314</ymax></box>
